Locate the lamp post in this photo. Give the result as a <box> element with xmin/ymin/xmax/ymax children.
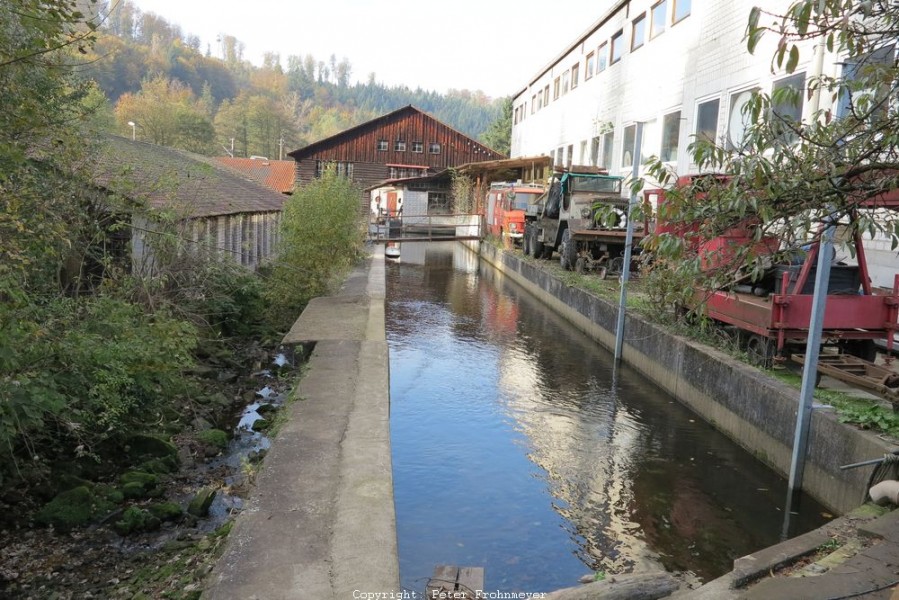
<box><xmin>127</xmin><ymin>121</ymin><xmax>136</xmax><ymax>141</ymax></box>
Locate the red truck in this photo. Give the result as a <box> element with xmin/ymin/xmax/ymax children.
<box><xmin>485</xmin><ymin>182</ymin><xmax>545</xmax><ymax>247</ymax></box>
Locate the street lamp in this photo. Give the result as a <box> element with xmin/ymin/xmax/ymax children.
<box><xmin>127</xmin><ymin>121</ymin><xmax>136</xmax><ymax>141</ymax></box>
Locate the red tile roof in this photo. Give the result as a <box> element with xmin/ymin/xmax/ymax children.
<box><xmin>215</xmin><ymin>157</ymin><xmax>295</xmax><ymax>194</ymax></box>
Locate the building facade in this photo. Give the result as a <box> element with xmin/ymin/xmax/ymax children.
<box><xmin>511</xmin><ymin>1</ymin><xmax>821</xmax><ymax>181</ymax></box>
<box><xmin>289</xmin><ymin>105</ymin><xmax>503</xmax><ymax>212</ymax></box>
<box><xmin>510</xmin><ymin>0</ymin><xmax>899</xmax><ymax>287</ymax></box>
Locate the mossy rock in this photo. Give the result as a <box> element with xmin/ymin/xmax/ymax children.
<box><xmin>35</xmin><ymin>486</ymin><xmax>115</xmax><ymax>531</ymax></box>
<box><xmin>252</xmin><ymin>418</ymin><xmax>271</xmax><ymax>432</ymax></box>
<box><xmin>256</xmin><ymin>403</ymin><xmax>279</xmax><ymax>418</ymax></box>
<box><xmin>139</xmin><ymin>455</ymin><xmax>179</xmax><ymax>475</ymax></box>
<box><xmin>187</xmin><ymin>486</ymin><xmax>217</xmax><ymax>517</ymax></box>
<box><xmin>120</xmin><ymin>471</ymin><xmax>159</xmax><ymax>487</ymax></box>
<box><xmin>197</xmin><ymin>429</ymin><xmax>229</xmax><ymax>449</ymax></box>
<box><xmin>54</xmin><ymin>474</ymin><xmax>93</xmax><ymax>494</ymax></box>
<box><xmin>95</xmin><ymin>484</ymin><xmax>124</xmax><ymax>505</ymax></box>
<box><xmin>126</xmin><ymin>434</ymin><xmax>179</xmax><ymax>463</ymax></box>
<box><xmin>147</xmin><ymin>501</ymin><xmax>183</xmax><ymax>522</ymax></box>
<box><xmin>122</xmin><ymin>481</ymin><xmax>148</xmax><ymax>499</ymax></box>
<box><xmin>114</xmin><ymin>506</ymin><xmax>162</xmax><ymax>536</ymax></box>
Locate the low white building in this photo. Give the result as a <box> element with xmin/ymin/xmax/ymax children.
<box><xmin>511</xmin><ymin>0</ymin><xmax>897</xmax><ymax>286</ymax></box>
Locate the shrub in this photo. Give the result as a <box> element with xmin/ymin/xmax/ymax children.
<box><xmin>0</xmin><ymin>295</ymin><xmax>198</xmax><ymax>487</ymax></box>
<box><xmin>266</xmin><ymin>166</ymin><xmax>364</xmax><ymax>329</ymax></box>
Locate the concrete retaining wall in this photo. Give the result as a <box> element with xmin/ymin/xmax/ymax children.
<box><xmin>475</xmin><ymin>241</ymin><xmax>890</xmax><ymax>514</ymax></box>
<box><xmin>205</xmin><ymin>248</ymin><xmax>398</xmax><ymax>599</ymax></box>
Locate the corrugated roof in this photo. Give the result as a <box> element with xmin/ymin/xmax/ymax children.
<box><xmin>214</xmin><ymin>157</ymin><xmax>295</xmax><ymax>194</ymax></box>
<box><xmin>92</xmin><ymin>136</ymin><xmax>286</xmax><ymax>218</ymax></box>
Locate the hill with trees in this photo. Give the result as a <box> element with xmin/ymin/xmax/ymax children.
<box><xmin>84</xmin><ymin>0</ymin><xmax>508</xmax><ymax>157</ymax></box>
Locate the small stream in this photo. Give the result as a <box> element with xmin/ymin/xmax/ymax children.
<box><xmin>387</xmin><ymin>242</ymin><xmax>831</xmax><ymax>594</ymax></box>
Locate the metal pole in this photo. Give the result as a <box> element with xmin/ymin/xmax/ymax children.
<box><xmin>614</xmin><ymin>122</ymin><xmax>643</xmax><ymax>363</ymax></box>
<box><xmin>786</xmin><ymin>220</ymin><xmax>835</xmax><ymax>497</ymax></box>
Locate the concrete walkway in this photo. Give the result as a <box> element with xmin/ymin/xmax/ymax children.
<box><xmin>204</xmin><ymin>248</ymin><xmax>398</xmax><ymax>599</ymax></box>
<box><xmin>673</xmin><ymin>504</ymin><xmax>899</xmax><ymax>600</ymax></box>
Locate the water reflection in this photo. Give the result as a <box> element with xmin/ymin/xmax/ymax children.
<box><xmin>388</xmin><ymin>242</ymin><xmax>829</xmax><ymax>593</ymax></box>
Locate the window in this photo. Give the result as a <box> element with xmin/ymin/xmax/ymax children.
<box><xmin>772</xmin><ymin>73</ymin><xmax>806</xmax><ymax>142</ymax></box>
<box><xmin>556</xmin><ymin>147</ymin><xmax>564</xmax><ymax>166</ymax></box>
<box><xmin>394</xmin><ymin>140</ymin><xmax>406</xmax><ymax>152</ymax></box>
<box><xmin>622</xmin><ymin>124</ymin><xmax>636</xmax><ymax>168</ymax></box>
<box><xmin>586</xmin><ymin>52</ymin><xmax>595</xmax><ymax>79</ymax></box>
<box><xmin>561</xmin><ymin>71</ymin><xmax>570</xmax><ymax>95</ymax></box>
<box><xmin>514</xmin><ymin>106</ymin><xmax>519</xmax><ymax>124</ymax></box>
<box><xmin>601</xmin><ymin>132</ymin><xmax>614</xmax><ymax>170</ymax></box>
<box><xmin>590</xmin><ymin>136</ymin><xmax>600</xmax><ymax>166</ymax></box>
<box><xmin>429</xmin><ymin>142</ymin><xmax>441</xmax><ymax>154</ymax></box>
<box><xmin>531</xmin><ymin>94</ymin><xmax>537</xmax><ymax>113</ymax></box>
<box><xmin>598</xmin><ymin>42</ymin><xmax>608</xmax><ymax>72</ymax></box>
<box><xmin>610</xmin><ymin>31</ymin><xmax>624</xmax><ymax>64</ymax></box>
<box><xmin>566</xmin><ymin>144</ymin><xmax>573</xmax><ymax>167</ymax></box>
<box><xmin>579</xmin><ymin>140</ymin><xmax>588</xmax><ymax>163</ymax></box>
<box><xmin>696</xmin><ymin>98</ymin><xmax>720</xmax><ymax>143</ymax></box>
<box><xmin>571</xmin><ymin>64</ymin><xmax>579</xmax><ymax>89</ymax></box>
<box><xmin>377</xmin><ymin>139</ymin><xmax>388</xmax><ymax>151</ymax></box>
<box><xmin>673</xmin><ymin>0</ymin><xmax>691</xmax><ymax>23</ymax></box>
<box><xmin>389</xmin><ymin>166</ymin><xmax>426</xmax><ymax>179</ymax></box>
<box><xmin>661</xmin><ymin>110</ymin><xmax>681</xmax><ymax>161</ymax></box>
<box><xmin>553</xmin><ymin>77</ymin><xmax>560</xmax><ymax>100</ymax></box>
<box><xmin>411</xmin><ymin>141</ymin><xmax>423</xmax><ymax>153</ymax></box>
<box><xmin>632</xmin><ymin>14</ymin><xmax>646</xmax><ymax>51</ymax></box>
<box><xmin>727</xmin><ymin>88</ymin><xmax>758</xmax><ymax>150</ymax></box>
<box><xmin>651</xmin><ymin>1</ymin><xmax>667</xmax><ymax>38</ymax></box>
<box><xmin>543</xmin><ymin>85</ymin><xmax>550</xmax><ymax>105</ymax></box>
<box><xmin>837</xmin><ymin>45</ymin><xmax>895</xmax><ymax>121</ymax></box>
<box><xmin>428</xmin><ymin>191</ymin><xmax>451</xmax><ymax>215</ymax></box>
<box><xmin>316</xmin><ymin>160</ymin><xmax>353</xmax><ymax>179</ymax></box>
<box><xmin>537</xmin><ymin>92</ymin><xmax>543</xmax><ymax>111</ymax></box>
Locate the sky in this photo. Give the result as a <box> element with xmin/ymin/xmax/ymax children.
<box><xmin>125</xmin><ymin>0</ymin><xmax>608</xmax><ymax>98</ymax></box>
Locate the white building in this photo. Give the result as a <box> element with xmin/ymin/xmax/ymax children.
<box><xmin>510</xmin><ymin>0</ymin><xmax>898</xmax><ymax>287</ymax></box>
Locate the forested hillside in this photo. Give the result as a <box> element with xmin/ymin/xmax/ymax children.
<box><xmin>85</xmin><ymin>0</ymin><xmax>506</xmax><ymax>157</ymax></box>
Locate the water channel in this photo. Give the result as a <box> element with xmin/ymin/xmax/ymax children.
<box><xmin>387</xmin><ymin>242</ymin><xmax>831</xmax><ymax>594</ymax></box>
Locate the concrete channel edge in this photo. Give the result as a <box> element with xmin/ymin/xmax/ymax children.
<box><xmin>474</xmin><ymin>241</ymin><xmax>891</xmax><ymax>515</ymax></box>
<box><xmin>204</xmin><ymin>246</ymin><xmax>398</xmax><ymax>599</ymax></box>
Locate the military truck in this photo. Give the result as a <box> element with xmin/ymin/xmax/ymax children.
<box><xmin>523</xmin><ymin>167</ymin><xmax>642</xmax><ymax>276</ymax></box>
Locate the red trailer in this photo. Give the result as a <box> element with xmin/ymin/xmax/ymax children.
<box><xmin>647</xmin><ymin>177</ymin><xmax>899</xmax><ymax>368</ymax></box>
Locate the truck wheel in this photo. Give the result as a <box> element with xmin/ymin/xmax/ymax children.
<box><xmin>523</xmin><ymin>225</ymin><xmax>533</xmax><ymax>256</ymax></box>
<box><xmin>560</xmin><ymin>229</ymin><xmax>575</xmax><ymax>270</ymax></box>
<box><xmin>845</xmin><ymin>339</ymin><xmax>878</xmax><ymax>363</ymax></box>
<box><xmin>575</xmin><ymin>257</ymin><xmax>587</xmax><ymax>274</ymax></box>
<box><xmin>746</xmin><ymin>335</ymin><xmax>776</xmax><ymax>369</ymax></box>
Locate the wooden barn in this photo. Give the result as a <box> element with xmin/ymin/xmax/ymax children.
<box><xmin>288</xmin><ymin>105</ymin><xmax>504</xmax><ymax>211</ymax></box>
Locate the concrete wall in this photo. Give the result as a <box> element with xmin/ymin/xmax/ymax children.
<box><xmin>475</xmin><ymin>242</ymin><xmax>890</xmax><ymax>514</ymax></box>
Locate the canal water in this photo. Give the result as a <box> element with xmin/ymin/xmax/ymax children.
<box><xmin>387</xmin><ymin>242</ymin><xmax>830</xmax><ymax>594</ymax></box>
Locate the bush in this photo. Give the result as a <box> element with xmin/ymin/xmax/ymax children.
<box><xmin>266</xmin><ymin>166</ymin><xmax>364</xmax><ymax>329</ymax></box>
<box><xmin>0</xmin><ymin>295</ymin><xmax>198</xmax><ymax>487</ymax></box>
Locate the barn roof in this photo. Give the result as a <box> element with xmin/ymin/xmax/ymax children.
<box><xmin>93</xmin><ymin>136</ymin><xmax>286</xmax><ymax>218</ymax></box>
<box><xmin>287</xmin><ymin>105</ymin><xmax>501</xmax><ymax>161</ymax></box>
<box><xmin>214</xmin><ymin>157</ymin><xmax>295</xmax><ymax>194</ymax></box>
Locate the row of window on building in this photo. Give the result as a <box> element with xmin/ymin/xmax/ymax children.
<box><xmin>514</xmin><ymin>0</ymin><xmax>692</xmax><ymax>124</ymax></box>
<box><xmin>551</xmin><ymin>69</ymin><xmax>806</xmax><ymax>170</ymax></box>
<box><xmin>376</xmin><ymin>139</ymin><xmax>442</xmax><ymax>154</ymax></box>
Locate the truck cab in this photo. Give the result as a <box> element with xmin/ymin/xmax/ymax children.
<box><xmin>486</xmin><ymin>182</ymin><xmax>546</xmax><ymax>246</ymax></box>
<box><xmin>525</xmin><ymin>167</ymin><xmax>638</xmax><ymax>274</ymax></box>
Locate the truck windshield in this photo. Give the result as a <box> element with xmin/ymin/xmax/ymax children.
<box><xmin>511</xmin><ymin>192</ymin><xmax>539</xmax><ymax>210</ymax></box>
<box><xmin>569</xmin><ymin>177</ymin><xmax>622</xmax><ymax>194</ymax></box>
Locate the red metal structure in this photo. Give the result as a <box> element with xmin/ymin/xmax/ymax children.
<box><xmin>647</xmin><ymin>176</ymin><xmax>899</xmax><ymax>367</ymax></box>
